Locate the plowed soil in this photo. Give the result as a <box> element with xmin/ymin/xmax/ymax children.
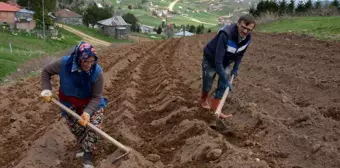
<box><xmin>1</xmin><ymin>32</ymin><xmax>340</xmax><ymax>168</ymax></box>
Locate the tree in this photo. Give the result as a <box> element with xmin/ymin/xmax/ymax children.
<box><xmin>304</xmin><ymin>0</ymin><xmax>313</xmax><ymax>10</ymax></box>
<box><xmin>189</xmin><ymin>25</ymin><xmax>196</xmax><ymax>33</ymax></box>
<box><xmin>256</xmin><ymin>0</ymin><xmax>266</xmax><ymax>14</ymax></box>
<box><xmin>161</xmin><ymin>21</ymin><xmax>166</xmax><ymax>28</ymax></box>
<box><xmin>186</xmin><ymin>24</ymin><xmax>190</xmax><ymax>31</ymax></box>
<box><xmin>287</xmin><ymin>0</ymin><xmax>295</xmax><ymax>14</ymax></box>
<box><xmin>207</xmin><ymin>29</ymin><xmax>211</xmax><ymax>33</ymax></box>
<box><xmin>331</xmin><ymin>0</ymin><xmax>340</xmax><ymax>8</ymax></box>
<box><xmin>195</xmin><ymin>24</ymin><xmax>205</xmax><ymax>34</ymax></box>
<box><xmin>279</xmin><ymin>0</ymin><xmax>288</xmax><ymax>15</ymax></box>
<box><xmin>249</xmin><ymin>5</ymin><xmax>258</xmax><ymax>17</ymax></box>
<box><xmin>157</xmin><ymin>26</ymin><xmax>162</xmax><ymax>34</ymax></box>
<box><xmin>21</xmin><ymin>0</ymin><xmax>57</xmax><ymax>28</ymax></box>
<box><xmin>314</xmin><ymin>0</ymin><xmax>322</xmax><ymax>9</ymax></box>
<box><xmin>83</xmin><ymin>5</ymin><xmax>112</xmax><ymax>28</ymax></box>
<box><xmin>196</xmin><ymin>25</ymin><xmax>201</xmax><ymax>34</ymax></box>
<box><xmin>122</xmin><ymin>13</ymin><xmax>140</xmax><ymax>32</ymax></box>
<box><xmin>295</xmin><ymin>0</ymin><xmax>306</xmax><ymax>13</ymax></box>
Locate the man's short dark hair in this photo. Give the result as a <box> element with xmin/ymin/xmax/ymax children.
<box><xmin>238</xmin><ymin>14</ymin><xmax>256</xmax><ymax>26</ymax></box>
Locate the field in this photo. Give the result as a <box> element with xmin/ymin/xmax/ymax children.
<box><xmin>256</xmin><ymin>16</ymin><xmax>340</xmax><ymax>40</ymax></box>
<box><xmin>0</xmin><ymin>29</ymin><xmax>81</xmax><ymax>79</ymax></box>
<box><xmin>1</xmin><ymin>16</ymin><xmax>340</xmax><ymax>167</ymax></box>
<box><xmin>108</xmin><ymin>0</ymin><xmax>252</xmax><ymax>28</ymax></box>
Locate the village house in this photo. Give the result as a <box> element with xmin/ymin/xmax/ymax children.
<box><xmin>218</xmin><ymin>16</ymin><xmax>231</xmax><ymax>25</ymax></box>
<box><xmin>140</xmin><ymin>24</ymin><xmax>154</xmax><ymax>33</ymax></box>
<box><xmin>174</xmin><ymin>29</ymin><xmax>195</xmax><ymax>38</ymax></box>
<box><xmin>15</xmin><ymin>8</ymin><xmax>36</xmax><ymax>31</ymax></box>
<box><xmin>0</xmin><ymin>2</ymin><xmax>20</xmax><ymax>29</ymax></box>
<box><xmin>55</xmin><ymin>9</ymin><xmax>82</xmax><ymax>26</ymax></box>
<box><xmin>0</xmin><ymin>2</ymin><xmax>36</xmax><ymax>30</ymax></box>
<box><xmin>97</xmin><ymin>15</ymin><xmax>130</xmax><ymax>40</ymax></box>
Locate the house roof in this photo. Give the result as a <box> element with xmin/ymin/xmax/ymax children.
<box><xmin>96</xmin><ymin>2</ymin><xmax>103</xmax><ymax>8</ymax></box>
<box><xmin>175</xmin><ymin>31</ymin><xmax>195</xmax><ymax>36</ymax></box>
<box><xmin>141</xmin><ymin>24</ymin><xmax>154</xmax><ymax>29</ymax></box>
<box><xmin>17</xmin><ymin>9</ymin><xmax>34</xmax><ymax>14</ymax></box>
<box><xmin>55</xmin><ymin>9</ymin><xmax>81</xmax><ymax>18</ymax></box>
<box><xmin>0</xmin><ymin>2</ymin><xmax>20</xmax><ymax>12</ymax></box>
<box><xmin>98</xmin><ymin>16</ymin><xmax>129</xmax><ymax>26</ymax></box>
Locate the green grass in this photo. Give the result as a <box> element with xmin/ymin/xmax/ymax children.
<box><xmin>167</xmin><ymin>16</ymin><xmax>208</xmax><ymax>26</ymax></box>
<box><xmin>152</xmin><ymin>0</ymin><xmax>171</xmax><ymax>8</ymax></box>
<box><xmin>127</xmin><ymin>9</ymin><xmax>150</xmax><ymax>16</ymax></box>
<box><xmin>256</xmin><ymin>16</ymin><xmax>340</xmax><ymax>40</ymax></box>
<box><xmin>0</xmin><ymin>29</ymin><xmax>81</xmax><ymax>79</ymax></box>
<box><xmin>66</xmin><ymin>24</ymin><xmax>130</xmax><ymax>43</ymax></box>
<box><xmin>138</xmin><ymin>14</ymin><xmax>163</xmax><ymax>27</ymax></box>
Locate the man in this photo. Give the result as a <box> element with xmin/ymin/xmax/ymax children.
<box><xmin>40</xmin><ymin>42</ymin><xmax>107</xmax><ymax>168</ymax></box>
<box><xmin>200</xmin><ymin>14</ymin><xmax>256</xmax><ymax>118</ymax></box>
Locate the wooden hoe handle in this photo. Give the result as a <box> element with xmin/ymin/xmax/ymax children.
<box><xmin>214</xmin><ymin>75</ymin><xmax>234</xmax><ymax>117</ymax></box>
<box><xmin>51</xmin><ymin>98</ymin><xmax>131</xmax><ymax>154</ymax></box>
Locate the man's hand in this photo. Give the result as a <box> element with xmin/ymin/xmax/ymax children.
<box><xmin>231</xmin><ymin>69</ymin><xmax>238</xmax><ymax>79</ymax></box>
<box><xmin>40</xmin><ymin>89</ymin><xmax>52</xmax><ymax>102</ymax></box>
<box><xmin>227</xmin><ymin>81</ymin><xmax>232</xmax><ymax>91</ymax></box>
<box><xmin>78</xmin><ymin>112</ymin><xmax>90</xmax><ymax>127</ymax></box>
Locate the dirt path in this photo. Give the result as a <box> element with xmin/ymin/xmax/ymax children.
<box><xmin>168</xmin><ymin>0</ymin><xmax>216</xmax><ymax>25</ymax></box>
<box><xmin>182</xmin><ymin>15</ymin><xmax>216</xmax><ymax>25</ymax></box>
<box><xmin>56</xmin><ymin>23</ymin><xmax>111</xmax><ymax>47</ymax></box>
<box><xmin>168</xmin><ymin>0</ymin><xmax>180</xmax><ymax>11</ymax></box>
<box><xmin>1</xmin><ymin>32</ymin><xmax>340</xmax><ymax>168</ymax></box>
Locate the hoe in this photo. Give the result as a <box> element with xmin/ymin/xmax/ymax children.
<box><xmin>211</xmin><ymin>75</ymin><xmax>234</xmax><ymax>131</ymax></box>
<box><xmin>51</xmin><ymin>98</ymin><xmax>131</xmax><ymax>164</ymax></box>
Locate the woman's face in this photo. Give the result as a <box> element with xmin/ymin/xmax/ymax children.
<box><xmin>80</xmin><ymin>56</ymin><xmax>95</xmax><ymax>72</ymax></box>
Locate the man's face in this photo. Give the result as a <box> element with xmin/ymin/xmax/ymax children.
<box><xmin>237</xmin><ymin>20</ymin><xmax>255</xmax><ymax>38</ymax></box>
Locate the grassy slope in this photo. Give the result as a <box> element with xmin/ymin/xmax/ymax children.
<box><xmin>0</xmin><ymin>29</ymin><xmax>81</xmax><ymax>79</ymax></box>
<box><xmin>256</xmin><ymin>16</ymin><xmax>340</xmax><ymax>40</ymax></box>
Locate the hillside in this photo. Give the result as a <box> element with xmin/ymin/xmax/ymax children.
<box><xmin>1</xmin><ymin>29</ymin><xmax>340</xmax><ymax>168</ymax></box>
<box><xmin>256</xmin><ymin>16</ymin><xmax>340</xmax><ymax>40</ymax></box>
<box><xmin>0</xmin><ymin>28</ymin><xmax>81</xmax><ymax>80</ymax></box>
<box><xmin>108</xmin><ymin>0</ymin><xmax>254</xmax><ymax>27</ymax></box>
<box><xmin>53</xmin><ymin>0</ymin><xmax>255</xmax><ymax>30</ymax></box>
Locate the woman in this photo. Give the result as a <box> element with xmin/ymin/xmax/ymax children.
<box><xmin>40</xmin><ymin>42</ymin><xmax>107</xmax><ymax>168</ymax></box>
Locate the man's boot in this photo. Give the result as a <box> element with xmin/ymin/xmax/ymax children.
<box><xmin>210</xmin><ymin>98</ymin><xmax>232</xmax><ymax>119</ymax></box>
<box><xmin>200</xmin><ymin>92</ymin><xmax>211</xmax><ymax>109</ymax></box>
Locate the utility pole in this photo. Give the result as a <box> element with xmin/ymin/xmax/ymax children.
<box><xmin>182</xmin><ymin>25</ymin><xmax>185</xmax><ymax>37</ymax></box>
<box><xmin>42</xmin><ymin>0</ymin><xmax>46</xmax><ymax>40</ymax></box>
<box><xmin>165</xmin><ymin>16</ymin><xmax>168</xmax><ymax>39</ymax></box>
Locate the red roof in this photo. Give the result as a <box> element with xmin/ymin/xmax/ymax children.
<box><xmin>0</xmin><ymin>2</ymin><xmax>20</xmax><ymax>12</ymax></box>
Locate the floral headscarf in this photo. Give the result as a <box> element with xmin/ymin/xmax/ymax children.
<box><xmin>71</xmin><ymin>42</ymin><xmax>98</xmax><ymax>73</ymax></box>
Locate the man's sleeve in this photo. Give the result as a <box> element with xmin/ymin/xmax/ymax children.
<box><xmin>214</xmin><ymin>32</ymin><xmax>229</xmax><ymax>82</ymax></box>
<box><xmin>233</xmin><ymin>43</ymin><xmax>250</xmax><ymax>71</ymax></box>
